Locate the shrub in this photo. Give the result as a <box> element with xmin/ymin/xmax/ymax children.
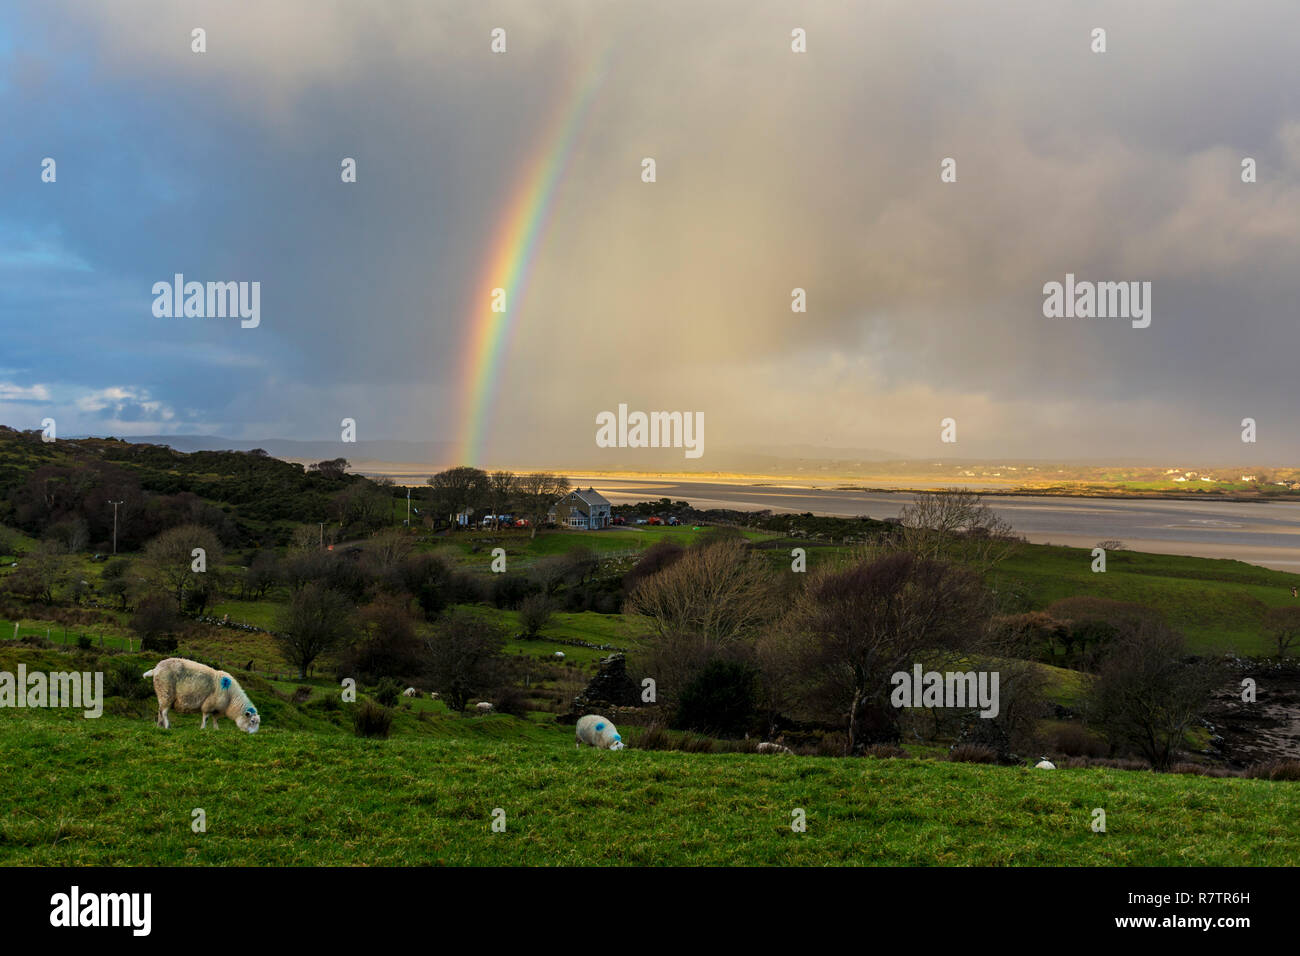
<box><xmin>318</xmin><ymin>694</ymin><xmax>341</xmax><ymax>712</ymax></box>
<box><xmin>1049</xmin><ymin>723</ymin><xmax>1108</xmax><ymax>758</ymax></box>
<box><xmin>104</xmin><ymin>659</ymin><xmax>155</xmax><ymax>700</ymax></box>
<box><xmin>863</xmin><ymin>743</ymin><xmax>910</xmax><ymax>759</ymax></box>
<box><xmin>292</xmin><ymin>685</ymin><xmax>313</xmax><ymax>704</ymax></box>
<box><xmin>622</xmin><ymin>541</ymin><xmax>686</xmax><ymax>593</ymax></box>
<box><xmin>1170</xmin><ymin>762</ymin><xmax>1238</xmax><ymax>778</ymax></box>
<box><xmin>445</xmin><ymin>571</ymin><xmax>486</xmax><ymax>605</ymax></box>
<box><xmin>489</xmin><ymin>574</ymin><xmax>533</xmax><ymax>610</ymax></box>
<box><xmin>141</xmin><ymin>633</ymin><xmax>179</xmax><ymax>653</ymax></box>
<box><xmin>717</xmin><ymin>737</ymin><xmax>760</xmax><ymax>754</ymax></box>
<box><xmin>1061</xmin><ymin>756</ymin><xmax>1151</xmax><ymax>771</ymax></box>
<box><xmin>1245</xmin><ymin>759</ymin><xmax>1300</xmax><ymax>781</ymax></box>
<box><xmin>673</xmin><ymin>659</ymin><xmax>760</xmax><ymax>738</ymax></box>
<box><xmin>517</xmin><ymin>593</ymin><xmax>553</xmax><ymax>638</ymax></box>
<box><xmin>1046</xmin><ymin>596</ymin><xmax>1166</xmax><ymax>670</ymax></box>
<box><xmin>337</xmin><ymin>595</ymin><xmax>425</xmax><ymax>683</ymax></box>
<box><xmin>678</xmin><ymin>733</ymin><xmax>715</xmax><ymax>754</ymax></box>
<box><xmin>373</xmin><ymin>678</ymin><xmax>402</xmax><ymax>708</ymax></box>
<box><xmin>353</xmin><ymin>700</ymin><xmax>393</xmax><ymax>739</ymax></box>
<box><xmin>815</xmin><ymin>733</ymin><xmax>847</xmax><ymax>758</ymax></box>
<box><xmin>132</xmin><ymin>595</ymin><xmax>180</xmax><ymax>647</ymax></box>
<box><xmin>631</xmin><ymin>723</ymin><xmax>672</xmax><ymax>751</ymax></box>
<box><xmin>948</xmin><ymin>743</ymin><xmax>998</xmax><ymax>764</ymax></box>
<box><xmin>493</xmin><ymin>686</ymin><xmax>530</xmax><ymax>718</ymax></box>
<box><xmin>76</xmin><ymin>635</ymin><xmax>92</xmax><ymax>650</ymax></box>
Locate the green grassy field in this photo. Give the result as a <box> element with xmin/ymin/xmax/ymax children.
<box><xmin>986</xmin><ymin>545</ymin><xmax>1298</xmax><ymax>655</ymax></box>
<box><xmin>1</xmin><ymin>693</ymin><xmax>1295</xmax><ymax>866</ymax></box>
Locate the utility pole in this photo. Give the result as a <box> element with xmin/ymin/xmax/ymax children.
<box><xmin>406</xmin><ymin>487</ymin><xmax>411</xmax><ymax>527</ymax></box>
<box><xmin>108</xmin><ymin>500</ymin><xmax>123</xmax><ymax>554</ymax></box>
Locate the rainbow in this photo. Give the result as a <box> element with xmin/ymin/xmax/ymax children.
<box><xmin>451</xmin><ymin>48</ymin><xmax>613</xmax><ymax>468</ymax></box>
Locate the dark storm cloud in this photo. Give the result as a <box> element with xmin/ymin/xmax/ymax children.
<box><xmin>1</xmin><ymin>0</ymin><xmax>1297</xmax><ymax>463</ymax></box>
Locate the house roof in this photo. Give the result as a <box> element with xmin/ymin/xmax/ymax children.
<box><xmin>548</xmin><ymin>487</ymin><xmax>611</xmax><ymax>516</ymax></box>
<box><xmin>572</xmin><ymin>487</ymin><xmax>611</xmax><ymax>508</ymax></box>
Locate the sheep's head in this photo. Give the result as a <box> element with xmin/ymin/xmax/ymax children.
<box><xmin>609</xmin><ymin>732</ymin><xmax>624</xmax><ymax>751</ymax></box>
<box><xmin>236</xmin><ymin>707</ymin><xmax>261</xmax><ymax>734</ymax></box>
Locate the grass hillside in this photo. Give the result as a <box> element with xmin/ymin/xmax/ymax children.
<box><xmin>2</xmin><ymin>692</ymin><xmax>1295</xmax><ymax>866</ymax></box>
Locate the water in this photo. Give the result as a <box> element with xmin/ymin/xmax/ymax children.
<box><xmin>566</xmin><ymin>476</ymin><xmax>1300</xmax><ymax>571</ymax></box>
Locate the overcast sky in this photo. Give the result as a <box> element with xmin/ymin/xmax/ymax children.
<box><xmin>2</xmin><ymin>1</ymin><xmax>1298</xmax><ymax>467</ymax></box>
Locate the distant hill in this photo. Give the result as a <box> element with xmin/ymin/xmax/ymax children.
<box><xmin>0</xmin><ymin>426</ymin><xmax>368</xmax><ymax>550</ymax></box>
<box><xmin>124</xmin><ymin>435</ymin><xmax>455</xmax><ymax>465</ymax></box>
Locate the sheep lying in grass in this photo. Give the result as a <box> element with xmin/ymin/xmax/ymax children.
<box><xmin>143</xmin><ymin>657</ymin><xmax>260</xmax><ymax>734</ymax></box>
<box><xmin>1035</xmin><ymin>758</ymin><xmax>1056</xmax><ymax>770</ymax></box>
<box><xmin>575</xmin><ymin>714</ymin><xmax>624</xmax><ymax>750</ymax></box>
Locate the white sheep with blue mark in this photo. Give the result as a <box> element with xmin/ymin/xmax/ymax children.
<box><xmin>143</xmin><ymin>657</ymin><xmax>261</xmax><ymax>734</ymax></box>
<box><xmin>575</xmin><ymin>714</ymin><xmax>624</xmax><ymax>750</ymax></box>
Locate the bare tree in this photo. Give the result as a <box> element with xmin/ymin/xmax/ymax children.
<box><xmin>624</xmin><ymin>538</ymin><xmax>780</xmax><ymax>647</ymax></box>
<box><xmin>486</xmin><ymin>471</ymin><xmax>518</xmax><ymax>528</ymax></box>
<box><xmin>1264</xmin><ymin>606</ymin><xmax>1300</xmax><ymax>658</ymax></box>
<box><xmin>518</xmin><ymin>593</ymin><xmax>553</xmax><ymax>638</ymax></box>
<box><xmin>760</xmin><ymin>551</ymin><xmax>992</xmax><ymax>752</ymax></box>
<box><xmin>241</xmin><ymin>550</ymin><xmax>278</xmax><ymax>600</ymax></box>
<box><xmin>365</xmin><ymin>528</ymin><xmax>415</xmax><ymax>573</ymax></box>
<box><xmin>289</xmin><ymin>524</ymin><xmax>322</xmax><ymax>553</ymax></box>
<box><xmin>274</xmin><ymin>582</ymin><xmax>354</xmax><ymax>679</ymax></box>
<box><xmin>516</xmin><ymin>472</ymin><xmax>570</xmax><ymax>538</ymax></box>
<box><xmin>143</xmin><ymin>524</ymin><xmax>224</xmax><ymax>611</ymax></box>
<box><xmin>4</xmin><ymin>540</ymin><xmax>65</xmax><ymax>604</ymax></box>
<box><xmin>1085</xmin><ymin>620</ymin><xmax>1219</xmax><ymax>769</ymax></box>
<box><xmin>426</xmin><ymin>466</ymin><xmax>489</xmax><ymax>526</ymax></box>
<box><xmin>895</xmin><ymin>489</ymin><xmax>1018</xmax><ymax>570</ymax></box>
<box><xmin>334</xmin><ymin>481</ymin><xmax>389</xmax><ymax>531</ymax></box>
<box><xmin>424</xmin><ymin>609</ymin><xmax>507</xmax><ymax>712</ymax></box>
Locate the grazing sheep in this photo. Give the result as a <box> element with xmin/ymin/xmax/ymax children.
<box><xmin>475</xmin><ymin>701</ymin><xmax>493</xmax><ymax>713</ymax></box>
<box><xmin>553</xmin><ymin>651</ymin><xmax>565</xmax><ymax>660</ymax></box>
<box><xmin>756</xmin><ymin>742</ymin><xmax>794</xmax><ymax>755</ymax></box>
<box><xmin>143</xmin><ymin>657</ymin><xmax>260</xmax><ymax>734</ymax></box>
<box><xmin>402</xmin><ymin>687</ymin><xmax>417</xmax><ymax>698</ymax></box>
<box><xmin>429</xmin><ymin>692</ymin><xmax>440</xmax><ymax>700</ymax></box>
<box><xmin>575</xmin><ymin>714</ymin><xmax>624</xmax><ymax>750</ymax></box>
<box><xmin>1035</xmin><ymin>758</ymin><xmax>1056</xmax><ymax>770</ymax></box>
